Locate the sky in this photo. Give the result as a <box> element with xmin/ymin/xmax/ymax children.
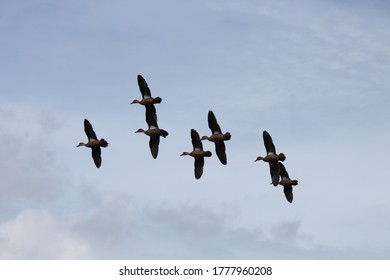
<box><xmin>0</xmin><ymin>0</ymin><xmax>390</xmax><ymax>259</ymax></box>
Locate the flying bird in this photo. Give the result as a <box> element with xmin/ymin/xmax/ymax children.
<box><xmin>181</xmin><ymin>129</ymin><xmax>212</xmax><ymax>179</ymax></box>
<box><xmin>77</xmin><ymin>119</ymin><xmax>109</xmax><ymax>168</ymax></box>
<box><xmin>255</xmin><ymin>130</ymin><xmax>286</xmax><ymax>186</ymax></box>
<box><xmin>278</xmin><ymin>162</ymin><xmax>298</xmax><ymax>203</ymax></box>
<box><xmin>135</xmin><ymin>104</ymin><xmax>168</xmax><ymax>159</ymax></box>
<box><xmin>131</xmin><ymin>75</ymin><xmax>162</xmax><ymax>105</ymax></box>
<box><xmin>201</xmin><ymin>110</ymin><xmax>231</xmax><ymax>165</ymax></box>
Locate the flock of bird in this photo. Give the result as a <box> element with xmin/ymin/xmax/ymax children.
<box><xmin>77</xmin><ymin>75</ymin><xmax>299</xmax><ymax>203</ymax></box>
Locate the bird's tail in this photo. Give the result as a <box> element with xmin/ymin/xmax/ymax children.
<box><xmin>100</xmin><ymin>139</ymin><xmax>109</xmax><ymax>147</ymax></box>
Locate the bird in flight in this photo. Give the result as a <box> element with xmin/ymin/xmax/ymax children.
<box><xmin>77</xmin><ymin>119</ymin><xmax>108</xmax><ymax>168</ymax></box>
<box><xmin>181</xmin><ymin>129</ymin><xmax>212</xmax><ymax>179</ymax></box>
<box><xmin>201</xmin><ymin>110</ymin><xmax>231</xmax><ymax>165</ymax></box>
<box><xmin>255</xmin><ymin>130</ymin><xmax>286</xmax><ymax>186</ymax></box>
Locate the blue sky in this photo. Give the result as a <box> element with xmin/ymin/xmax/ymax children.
<box><xmin>1</xmin><ymin>0</ymin><xmax>390</xmax><ymax>259</ymax></box>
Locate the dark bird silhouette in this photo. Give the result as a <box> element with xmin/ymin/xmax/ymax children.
<box><xmin>135</xmin><ymin>104</ymin><xmax>168</xmax><ymax>159</ymax></box>
<box><xmin>131</xmin><ymin>75</ymin><xmax>162</xmax><ymax>105</ymax></box>
<box><xmin>181</xmin><ymin>129</ymin><xmax>212</xmax><ymax>179</ymax></box>
<box><xmin>278</xmin><ymin>162</ymin><xmax>298</xmax><ymax>203</ymax></box>
<box><xmin>77</xmin><ymin>119</ymin><xmax>108</xmax><ymax>168</ymax></box>
<box><xmin>255</xmin><ymin>130</ymin><xmax>286</xmax><ymax>186</ymax></box>
<box><xmin>201</xmin><ymin>110</ymin><xmax>231</xmax><ymax>165</ymax></box>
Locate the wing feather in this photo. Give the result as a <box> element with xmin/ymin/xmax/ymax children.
<box><xmin>194</xmin><ymin>157</ymin><xmax>204</xmax><ymax>179</ymax></box>
<box><xmin>84</xmin><ymin>119</ymin><xmax>98</xmax><ymax>141</ymax></box>
<box><xmin>263</xmin><ymin>130</ymin><xmax>276</xmax><ymax>154</ymax></box>
<box><xmin>283</xmin><ymin>185</ymin><xmax>293</xmax><ymax>203</ymax></box>
<box><xmin>145</xmin><ymin>104</ymin><xmax>158</xmax><ymax>128</ymax></box>
<box><xmin>208</xmin><ymin>110</ymin><xmax>222</xmax><ymax>134</ymax></box>
<box><xmin>91</xmin><ymin>147</ymin><xmax>102</xmax><ymax>168</ymax></box>
<box><xmin>215</xmin><ymin>141</ymin><xmax>227</xmax><ymax>165</ymax></box>
<box><xmin>137</xmin><ymin>75</ymin><xmax>152</xmax><ymax>99</ymax></box>
<box><xmin>149</xmin><ymin>135</ymin><xmax>160</xmax><ymax>159</ymax></box>
<box><xmin>191</xmin><ymin>129</ymin><xmax>203</xmax><ymax>150</ymax></box>
<box><xmin>269</xmin><ymin>161</ymin><xmax>280</xmax><ymax>186</ymax></box>
<box><xmin>278</xmin><ymin>162</ymin><xmax>290</xmax><ymax>180</ymax></box>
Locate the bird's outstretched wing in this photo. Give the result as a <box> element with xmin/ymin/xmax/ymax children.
<box><xmin>278</xmin><ymin>162</ymin><xmax>290</xmax><ymax>180</ymax></box>
<box><xmin>263</xmin><ymin>130</ymin><xmax>276</xmax><ymax>155</ymax></box>
<box><xmin>137</xmin><ymin>75</ymin><xmax>152</xmax><ymax>99</ymax></box>
<box><xmin>191</xmin><ymin>129</ymin><xmax>203</xmax><ymax>151</ymax></box>
<box><xmin>149</xmin><ymin>135</ymin><xmax>160</xmax><ymax>159</ymax></box>
<box><xmin>215</xmin><ymin>141</ymin><xmax>227</xmax><ymax>165</ymax></box>
<box><xmin>84</xmin><ymin>119</ymin><xmax>97</xmax><ymax>141</ymax></box>
<box><xmin>208</xmin><ymin>110</ymin><xmax>222</xmax><ymax>134</ymax></box>
<box><xmin>283</xmin><ymin>185</ymin><xmax>293</xmax><ymax>203</ymax></box>
<box><xmin>91</xmin><ymin>147</ymin><xmax>102</xmax><ymax>168</ymax></box>
<box><xmin>194</xmin><ymin>157</ymin><xmax>204</xmax><ymax>179</ymax></box>
<box><xmin>145</xmin><ymin>104</ymin><xmax>158</xmax><ymax>129</ymax></box>
<box><xmin>269</xmin><ymin>162</ymin><xmax>280</xmax><ymax>186</ymax></box>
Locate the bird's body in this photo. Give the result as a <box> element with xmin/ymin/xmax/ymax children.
<box><xmin>131</xmin><ymin>97</ymin><xmax>161</xmax><ymax>105</ymax></box>
<box><xmin>136</xmin><ymin>127</ymin><xmax>168</xmax><ymax>137</ymax></box>
<box><xmin>255</xmin><ymin>130</ymin><xmax>285</xmax><ymax>186</ymax></box>
<box><xmin>181</xmin><ymin>129</ymin><xmax>212</xmax><ymax>179</ymax></box>
<box><xmin>201</xmin><ymin>111</ymin><xmax>231</xmax><ymax>165</ymax></box>
<box><xmin>202</xmin><ymin>133</ymin><xmax>230</xmax><ymax>142</ymax></box>
<box><xmin>77</xmin><ymin>119</ymin><xmax>108</xmax><ymax>168</ymax></box>
<box><xmin>256</xmin><ymin>153</ymin><xmax>285</xmax><ymax>163</ymax></box>
<box><xmin>77</xmin><ymin>139</ymin><xmax>101</xmax><ymax>148</ymax></box>
<box><xmin>181</xmin><ymin>149</ymin><xmax>212</xmax><ymax>157</ymax></box>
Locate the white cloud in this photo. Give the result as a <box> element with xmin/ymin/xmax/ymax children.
<box><xmin>0</xmin><ymin>209</ymin><xmax>92</xmax><ymax>259</ymax></box>
<box><xmin>1</xmin><ymin>199</ymin><xmax>386</xmax><ymax>259</ymax></box>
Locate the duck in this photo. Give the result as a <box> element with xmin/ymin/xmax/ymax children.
<box><xmin>181</xmin><ymin>129</ymin><xmax>212</xmax><ymax>179</ymax></box>
<box><xmin>255</xmin><ymin>130</ymin><xmax>286</xmax><ymax>186</ymax></box>
<box><xmin>131</xmin><ymin>75</ymin><xmax>162</xmax><ymax>105</ymax></box>
<box><xmin>135</xmin><ymin>104</ymin><xmax>168</xmax><ymax>158</ymax></box>
<box><xmin>77</xmin><ymin>119</ymin><xmax>109</xmax><ymax>168</ymax></box>
<box><xmin>201</xmin><ymin>110</ymin><xmax>231</xmax><ymax>165</ymax></box>
<box><xmin>278</xmin><ymin>162</ymin><xmax>298</xmax><ymax>203</ymax></box>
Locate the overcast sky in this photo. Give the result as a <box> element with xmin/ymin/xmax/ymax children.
<box><xmin>1</xmin><ymin>0</ymin><xmax>390</xmax><ymax>259</ymax></box>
